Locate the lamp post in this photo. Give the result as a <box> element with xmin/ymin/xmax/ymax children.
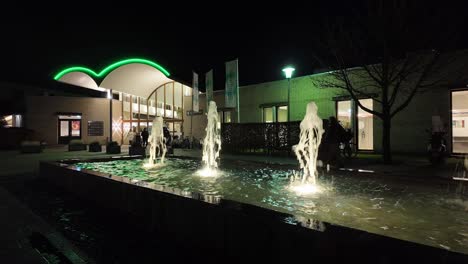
<box><xmin>107</xmin><ymin>89</ymin><xmax>113</xmax><ymax>143</ymax></box>
<box><xmin>282</xmin><ymin>66</ymin><xmax>295</xmax><ymax>122</ymax></box>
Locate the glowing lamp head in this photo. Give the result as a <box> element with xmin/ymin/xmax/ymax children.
<box><xmin>282</xmin><ymin>66</ymin><xmax>295</xmax><ymax>79</ymax></box>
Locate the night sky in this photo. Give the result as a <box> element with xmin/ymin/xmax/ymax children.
<box><xmin>1</xmin><ymin>2</ymin><xmax>467</xmax><ymax>91</ymax></box>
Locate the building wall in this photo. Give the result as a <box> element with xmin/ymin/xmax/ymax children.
<box><xmin>25</xmin><ymin>96</ymin><xmax>122</xmax><ymax>145</ymax></box>
<box><xmin>239</xmin><ymin>75</ymin><xmax>341</xmax><ymax>123</ymax></box>
<box><xmin>232</xmin><ymin>74</ymin><xmax>451</xmax><ymax>154</ymax></box>
<box><xmin>26</xmin><ymin>73</ymin><xmax>456</xmax><ymax>154</ymax></box>
<box><xmin>373</xmin><ymin>88</ymin><xmax>451</xmax><ymax>154</ymax></box>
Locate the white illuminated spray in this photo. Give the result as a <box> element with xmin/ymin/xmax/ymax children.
<box><xmin>290</xmin><ymin>102</ymin><xmax>324</xmax><ymax>194</ymax></box>
<box><xmin>144</xmin><ymin>116</ymin><xmax>167</xmax><ymax>168</ymax></box>
<box><xmin>197</xmin><ymin>101</ymin><xmax>221</xmax><ymax>177</ymax></box>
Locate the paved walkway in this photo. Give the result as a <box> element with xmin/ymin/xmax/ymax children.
<box><xmin>0</xmin><ymin>186</ymin><xmax>90</xmax><ymax>263</ymax></box>
<box><xmin>0</xmin><ymin>145</ymin><xmax>129</xmax><ymax>179</ymax></box>
<box><xmin>0</xmin><ymin>145</ymin><xmax>465</xmax><ymax>263</ymax></box>
<box><xmin>0</xmin><ymin>145</ymin><xmax>126</xmax><ymax>263</ymax></box>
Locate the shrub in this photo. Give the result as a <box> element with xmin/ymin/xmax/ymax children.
<box><xmin>88</xmin><ymin>141</ymin><xmax>102</xmax><ymax>152</ymax></box>
<box><xmin>20</xmin><ymin>140</ymin><xmax>42</xmax><ymax>153</ymax></box>
<box><xmin>20</xmin><ymin>140</ymin><xmax>41</xmax><ymax>147</ymax></box>
<box><xmin>106</xmin><ymin>141</ymin><xmax>121</xmax><ymax>154</ymax></box>
<box><xmin>69</xmin><ymin>139</ymin><xmax>84</xmax><ymax>145</ymax></box>
<box><xmin>89</xmin><ymin>141</ymin><xmax>100</xmax><ymax>146</ymax></box>
<box><xmin>107</xmin><ymin>141</ymin><xmax>119</xmax><ymax>147</ymax></box>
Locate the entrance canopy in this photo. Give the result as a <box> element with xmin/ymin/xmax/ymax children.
<box><xmin>53</xmin><ymin>58</ymin><xmax>174</xmax><ymax>98</ymax></box>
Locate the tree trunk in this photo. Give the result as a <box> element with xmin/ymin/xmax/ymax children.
<box><xmin>382</xmin><ymin>116</ymin><xmax>392</xmax><ymax>164</ymax></box>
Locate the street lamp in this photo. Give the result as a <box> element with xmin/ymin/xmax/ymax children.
<box><xmin>107</xmin><ymin>89</ymin><xmax>113</xmax><ymax>142</ymax></box>
<box><xmin>282</xmin><ymin>66</ymin><xmax>295</xmax><ymax>122</ymax></box>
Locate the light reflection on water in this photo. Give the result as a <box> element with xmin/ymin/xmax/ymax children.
<box><xmin>76</xmin><ymin>158</ymin><xmax>468</xmax><ymax>254</ymax></box>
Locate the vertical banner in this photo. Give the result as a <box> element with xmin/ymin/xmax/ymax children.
<box><xmin>225</xmin><ymin>59</ymin><xmax>238</xmax><ymax>109</ymax></box>
<box><xmin>205</xmin><ymin>69</ymin><xmax>213</xmax><ymax>110</ymax></box>
<box><xmin>192</xmin><ymin>72</ymin><xmax>199</xmax><ymax>112</ymax></box>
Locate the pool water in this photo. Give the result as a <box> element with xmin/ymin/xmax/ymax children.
<box><xmin>75</xmin><ymin>158</ymin><xmax>468</xmax><ymax>254</ymax></box>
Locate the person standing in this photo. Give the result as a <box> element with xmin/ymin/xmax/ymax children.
<box><xmin>324</xmin><ymin>116</ymin><xmax>346</xmax><ymax>167</ymax></box>
<box><xmin>127</xmin><ymin>126</ymin><xmax>136</xmax><ymax>145</ymax></box>
<box><xmin>141</xmin><ymin>128</ymin><xmax>149</xmax><ymax>147</ymax></box>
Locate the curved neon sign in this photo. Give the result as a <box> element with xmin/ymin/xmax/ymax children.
<box><xmin>53</xmin><ymin>58</ymin><xmax>170</xmax><ymax>80</ymax></box>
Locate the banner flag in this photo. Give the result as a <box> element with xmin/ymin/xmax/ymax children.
<box><xmin>205</xmin><ymin>69</ymin><xmax>213</xmax><ymax>109</ymax></box>
<box><xmin>192</xmin><ymin>72</ymin><xmax>199</xmax><ymax>112</ymax></box>
<box><xmin>225</xmin><ymin>59</ymin><xmax>239</xmax><ymax>108</ymax></box>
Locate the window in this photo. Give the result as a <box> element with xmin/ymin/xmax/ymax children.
<box><xmin>357</xmin><ymin>99</ymin><xmax>373</xmax><ymax>150</ymax></box>
<box><xmin>262</xmin><ymin>105</ymin><xmax>287</xmax><ymax>123</ymax></box>
<box><xmin>218</xmin><ymin>111</ymin><xmax>232</xmax><ymax>123</ymax></box>
<box><xmin>336</xmin><ymin>99</ymin><xmax>374</xmax><ymax>151</ymax></box>
<box><xmin>277</xmin><ymin>106</ymin><xmax>288</xmax><ymax>122</ymax></box>
<box><xmin>140</xmin><ymin>98</ymin><xmax>148</xmax><ymax>120</ymax></box>
<box><xmin>132</xmin><ymin>96</ymin><xmax>139</xmax><ymax>115</ymax></box>
<box><xmin>337</xmin><ymin>101</ymin><xmax>352</xmax><ymax>129</ymax></box>
<box><xmin>263</xmin><ymin>107</ymin><xmax>274</xmax><ymax>123</ymax></box>
<box><xmin>224</xmin><ymin>111</ymin><xmax>232</xmax><ymax>123</ymax></box>
<box><xmin>165</xmin><ymin>104</ymin><xmax>173</xmax><ymax>118</ymax></box>
<box><xmin>123</xmin><ymin>94</ymin><xmax>131</xmax><ymax>120</ymax></box>
<box><xmin>452</xmin><ymin>90</ymin><xmax>468</xmax><ymax>154</ymax></box>
<box><xmin>71</xmin><ymin>121</ymin><xmax>81</xmax><ymax>136</ymax></box>
<box><xmin>60</xmin><ymin>121</ymin><xmax>69</xmax><ymax>136</ymax></box>
<box><xmin>148</xmin><ymin>99</ymin><xmax>156</xmax><ymax>117</ymax></box>
<box><xmin>2</xmin><ymin>115</ymin><xmax>22</xmax><ymax>127</ymax></box>
<box><xmin>184</xmin><ymin>85</ymin><xmax>192</xmax><ymax>96</ymax></box>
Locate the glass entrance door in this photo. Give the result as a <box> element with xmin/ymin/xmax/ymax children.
<box><xmin>58</xmin><ymin>117</ymin><xmax>82</xmax><ymax>144</ymax></box>
<box><xmin>336</xmin><ymin>99</ymin><xmax>374</xmax><ymax>151</ymax></box>
<box><xmin>452</xmin><ymin>90</ymin><xmax>468</xmax><ymax>154</ymax></box>
<box><xmin>357</xmin><ymin>99</ymin><xmax>374</xmax><ymax>150</ymax></box>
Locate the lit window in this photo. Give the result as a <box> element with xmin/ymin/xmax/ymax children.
<box><xmin>2</xmin><ymin>115</ymin><xmax>23</xmax><ymax>127</ymax></box>
<box><xmin>277</xmin><ymin>106</ymin><xmax>288</xmax><ymax>122</ymax></box>
<box><xmin>262</xmin><ymin>105</ymin><xmax>287</xmax><ymax>123</ymax></box>
<box><xmin>184</xmin><ymin>86</ymin><xmax>192</xmax><ymax>96</ymax></box>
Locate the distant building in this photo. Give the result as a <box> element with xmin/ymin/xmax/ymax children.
<box><xmin>2</xmin><ymin>57</ymin><xmax>467</xmax><ymax>154</ymax></box>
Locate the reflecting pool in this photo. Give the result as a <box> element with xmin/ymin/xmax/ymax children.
<box><xmin>76</xmin><ymin>158</ymin><xmax>468</xmax><ymax>254</ymax></box>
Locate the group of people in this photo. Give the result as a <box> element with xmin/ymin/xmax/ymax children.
<box><xmin>126</xmin><ymin>125</ymin><xmax>203</xmax><ymax>150</ymax></box>
<box><xmin>127</xmin><ymin>126</ymin><xmax>172</xmax><ymax>147</ymax></box>
<box><xmin>127</xmin><ymin>127</ymin><xmax>149</xmax><ymax>147</ymax></box>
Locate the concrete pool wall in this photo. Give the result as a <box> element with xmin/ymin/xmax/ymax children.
<box><xmin>39</xmin><ymin>157</ymin><xmax>467</xmax><ymax>263</ymax></box>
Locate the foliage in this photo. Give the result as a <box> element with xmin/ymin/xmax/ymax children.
<box><xmin>69</xmin><ymin>139</ymin><xmax>84</xmax><ymax>145</ymax></box>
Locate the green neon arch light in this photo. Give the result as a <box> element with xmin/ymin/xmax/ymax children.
<box><xmin>53</xmin><ymin>58</ymin><xmax>170</xmax><ymax>80</ymax></box>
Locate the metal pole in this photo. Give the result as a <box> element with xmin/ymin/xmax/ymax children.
<box><xmin>287</xmin><ymin>79</ymin><xmax>291</xmax><ymax>122</ymax></box>
<box><xmin>236</xmin><ymin>59</ymin><xmax>240</xmax><ymax>123</ymax></box>
<box><xmin>109</xmin><ymin>89</ymin><xmax>113</xmax><ymax>142</ymax></box>
<box><xmin>190</xmin><ymin>88</ymin><xmax>193</xmax><ymax>140</ymax></box>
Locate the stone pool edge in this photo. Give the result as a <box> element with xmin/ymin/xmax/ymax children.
<box><xmin>39</xmin><ymin>156</ymin><xmax>468</xmax><ymax>262</ymax></box>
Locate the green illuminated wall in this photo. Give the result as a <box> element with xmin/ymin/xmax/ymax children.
<box><xmin>238</xmin><ymin>74</ymin><xmax>342</xmax><ymax>123</ymax></box>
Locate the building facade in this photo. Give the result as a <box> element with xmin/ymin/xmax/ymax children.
<box><xmin>195</xmin><ymin>74</ymin><xmax>467</xmax><ymax>155</ymax></box>
<box><xmin>2</xmin><ymin>57</ymin><xmax>467</xmax><ymax>155</ymax></box>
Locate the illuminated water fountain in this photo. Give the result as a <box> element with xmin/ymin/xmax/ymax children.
<box><xmin>197</xmin><ymin>101</ymin><xmax>221</xmax><ymax>177</ymax></box>
<box><xmin>290</xmin><ymin>102</ymin><xmax>324</xmax><ymax>195</ymax></box>
<box><xmin>70</xmin><ymin>103</ymin><xmax>468</xmax><ymax>255</ymax></box>
<box><xmin>144</xmin><ymin>116</ymin><xmax>167</xmax><ymax>168</ymax></box>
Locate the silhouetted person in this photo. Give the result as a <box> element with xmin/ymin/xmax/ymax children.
<box><xmin>324</xmin><ymin>116</ymin><xmax>346</xmax><ymax>167</ymax></box>
<box><xmin>163</xmin><ymin>126</ymin><xmax>172</xmax><ymax>146</ymax></box>
<box><xmin>141</xmin><ymin>128</ymin><xmax>149</xmax><ymax>147</ymax></box>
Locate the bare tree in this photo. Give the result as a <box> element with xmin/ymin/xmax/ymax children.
<box><xmin>315</xmin><ymin>1</ymin><xmax>467</xmax><ymax>164</ymax></box>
